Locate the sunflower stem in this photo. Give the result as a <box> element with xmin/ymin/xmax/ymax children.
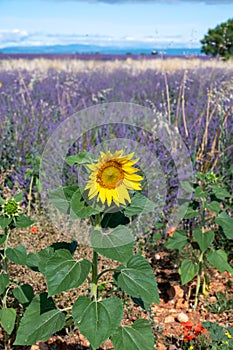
<box><xmin>91</xmin><ymin>250</ymin><xmax>98</xmax><ymax>301</ymax></box>
<box><xmin>2</xmin><ymin>227</ymin><xmax>9</xmax><ymax>274</ymax></box>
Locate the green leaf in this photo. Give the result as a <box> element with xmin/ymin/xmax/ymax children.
<box><xmin>0</xmin><ymin>234</ymin><xmax>7</xmax><ymax>245</ymax></box>
<box><xmin>0</xmin><ymin>273</ymin><xmax>9</xmax><ymax>294</ymax></box>
<box><xmin>202</xmin><ymin>322</ymin><xmax>226</xmax><ymax>342</ymax></box>
<box><xmin>0</xmin><ymin>308</ymin><xmax>16</xmax><ymax>335</ymax></box>
<box><xmin>70</xmin><ymin>189</ymin><xmax>101</xmax><ymax>219</ymax></box>
<box><xmin>90</xmin><ymin>226</ymin><xmax>135</xmax><ymax>264</ymax></box>
<box><xmin>15</xmin><ymin>215</ymin><xmax>34</xmax><ymax>228</ymax></box>
<box><xmin>35</xmin><ymin>177</ymin><xmax>42</xmax><ymax>192</ymax></box>
<box><xmin>215</xmin><ymin>212</ymin><xmax>233</xmax><ymax>239</ymax></box>
<box><xmin>183</xmin><ymin>207</ymin><xmax>199</xmax><ymax>219</ymax></box>
<box><xmin>26</xmin><ymin>247</ymin><xmax>55</xmax><ymax>273</ymax></box>
<box><xmin>6</xmin><ymin>245</ymin><xmax>27</xmax><ymax>265</ymax></box>
<box><xmin>26</xmin><ymin>253</ymin><xmax>40</xmax><ymax>271</ymax></box>
<box><xmin>181</xmin><ymin>181</ymin><xmax>194</xmax><ymax>193</ymax></box>
<box><xmin>13</xmin><ymin>284</ymin><xmax>34</xmax><ymax>306</ymax></box>
<box><xmin>212</xmin><ymin>185</ymin><xmax>231</xmax><ymax>200</ymax></box>
<box><xmin>165</xmin><ymin>230</ymin><xmax>188</xmax><ymax>251</ymax></box>
<box><xmin>50</xmin><ymin>241</ymin><xmax>78</xmax><ymax>255</ymax></box>
<box><xmin>49</xmin><ymin>186</ymin><xmax>78</xmax><ymax>214</ymax></box>
<box><xmin>0</xmin><ymin>216</ymin><xmax>12</xmax><ymax>229</ymax></box>
<box><xmin>0</xmin><ymin>197</ymin><xmax>4</xmax><ymax>205</ymax></box>
<box><xmin>207</xmin><ymin>250</ymin><xmax>233</xmax><ymax>274</ymax></box>
<box><xmin>194</xmin><ymin>186</ymin><xmax>207</xmax><ymax>199</ymax></box>
<box><xmin>13</xmin><ymin>192</ymin><xmax>23</xmax><ymax>203</ymax></box>
<box><xmin>65</xmin><ymin>152</ymin><xmax>95</xmax><ymax>166</ymax></box>
<box><xmin>111</xmin><ymin>319</ymin><xmax>154</xmax><ymax>350</ymax></box>
<box><xmin>72</xmin><ymin>296</ymin><xmax>123</xmax><ymax>349</ymax></box>
<box><xmin>206</xmin><ymin>201</ymin><xmax>220</xmax><ymax>214</ymax></box>
<box><xmin>38</xmin><ymin>247</ymin><xmax>55</xmax><ymax>274</ymax></box>
<box><xmin>193</xmin><ymin>229</ymin><xmax>214</xmax><ymax>252</ymax></box>
<box><xmin>114</xmin><ymin>255</ymin><xmax>159</xmax><ymax>307</ymax></box>
<box><xmin>101</xmin><ymin>211</ymin><xmax>130</xmax><ymax>228</ymax></box>
<box><xmin>180</xmin><ymin>259</ymin><xmax>198</xmax><ymax>285</ymax></box>
<box><xmin>44</xmin><ymin>250</ymin><xmax>91</xmax><ymax>296</ymax></box>
<box><xmin>124</xmin><ymin>193</ymin><xmax>157</xmax><ymax>217</ymax></box>
<box><xmin>14</xmin><ymin>293</ymin><xmax>65</xmax><ymax>345</ymax></box>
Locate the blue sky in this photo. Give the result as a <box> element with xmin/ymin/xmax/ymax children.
<box><xmin>0</xmin><ymin>0</ymin><xmax>233</xmax><ymax>48</ymax></box>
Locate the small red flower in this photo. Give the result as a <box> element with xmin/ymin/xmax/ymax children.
<box><xmin>194</xmin><ymin>324</ymin><xmax>207</xmax><ymax>335</ymax></box>
<box><xmin>30</xmin><ymin>226</ymin><xmax>38</xmax><ymax>234</ymax></box>
<box><xmin>183</xmin><ymin>332</ymin><xmax>195</xmax><ymax>343</ymax></box>
<box><xmin>167</xmin><ymin>226</ymin><xmax>178</xmax><ymax>237</ymax></box>
<box><xmin>182</xmin><ymin>321</ymin><xmax>194</xmax><ymax>330</ymax></box>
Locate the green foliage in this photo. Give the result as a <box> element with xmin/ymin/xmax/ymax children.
<box><xmin>207</xmin><ymin>249</ymin><xmax>233</xmax><ymax>274</ymax></box>
<box><xmin>193</xmin><ymin>229</ymin><xmax>214</xmax><ymax>252</ymax></box>
<box><xmin>180</xmin><ymin>259</ymin><xmax>199</xmax><ymax>285</ymax></box>
<box><xmin>200</xmin><ymin>18</ymin><xmax>233</xmax><ymax>60</ymax></box>
<box><xmin>206</xmin><ymin>291</ymin><xmax>233</xmax><ymax>314</ymax></box>
<box><xmin>111</xmin><ymin>319</ymin><xmax>155</xmax><ymax>350</ymax></box>
<box><xmin>90</xmin><ymin>226</ymin><xmax>135</xmax><ymax>264</ymax></box>
<box><xmin>0</xmin><ymin>308</ymin><xmax>16</xmax><ymax>335</ymax></box>
<box><xmin>165</xmin><ymin>230</ymin><xmax>188</xmax><ymax>250</ymax></box>
<box><xmin>202</xmin><ymin>322</ymin><xmax>233</xmax><ymax>346</ymax></box>
<box><xmin>6</xmin><ymin>245</ymin><xmax>27</xmax><ymax>265</ymax></box>
<box><xmin>13</xmin><ymin>284</ymin><xmax>34</xmax><ymax>307</ymax></box>
<box><xmin>14</xmin><ymin>293</ymin><xmax>66</xmax><ymax>345</ymax></box>
<box><xmin>6</xmin><ymin>150</ymin><xmax>160</xmax><ymax>350</ymax></box>
<box><xmin>72</xmin><ymin>296</ymin><xmax>123</xmax><ymax>349</ymax></box>
<box><xmin>44</xmin><ymin>250</ymin><xmax>91</xmax><ymax>296</ymax></box>
<box><xmin>114</xmin><ymin>255</ymin><xmax>160</xmax><ymax>307</ymax></box>
<box><xmin>0</xmin><ymin>273</ymin><xmax>9</xmax><ymax>294</ymax></box>
<box><xmin>166</xmin><ymin>172</ymin><xmax>232</xmax><ymax>307</ymax></box>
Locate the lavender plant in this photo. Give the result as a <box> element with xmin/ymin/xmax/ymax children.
<box><xmin>0</xmin><ymin>62</ymin><xmax>232</xmax><ymax>194</ymax></box>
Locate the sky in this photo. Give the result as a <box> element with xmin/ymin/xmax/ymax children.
<box><xmin>0</xmin><ymin>0</ymin><xmax>233</xmax><ymax>49</ymax></box>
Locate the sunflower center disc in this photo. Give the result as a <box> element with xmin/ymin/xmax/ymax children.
<box><xmin>97</xmin><ymin>161</ymin><xmax>124</xmax><ymax>189</ymax></box>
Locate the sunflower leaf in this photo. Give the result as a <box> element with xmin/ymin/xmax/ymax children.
<box><xmin>70</xmin><ymin>189</ymin><xmax>101</xmax><ymax>218</ymax></box>
<box><xmin>44</xmin><ymin>250</ymin><xmax>91</xmax><ymax>296</ymax></box>
<box><xmin>49</xmin><ymin>186</ymin><xmax>79</xmax><ymax>214</ymax></box>
<box><xmin>90</xmin><ymin>226</ymin><xmax>135</xmax><ymax>264</ymax></box>
<box><xmin>124</xmin><ymin>193</ymin><xmax>156</xmax><ymax>217</ymax></box>
<box><xmin>114</xmin><ymin>255</ymin><xmax>159</xmax><ymax>307</ymax></box>
<box><xmin>14</xmin><ymin>293</ymin><xmax>65</xmax><ymax>345</ymax></box>
<box><xmin>72</xmin><ymin>296</ymin><xmax>123</xmax><ymax>349</ymax></box>
<box><xmin>65</xmin><ymin>152</ymin><xmax>96</xmax><ymax>166</ymax></box>
<box><xmin>111</xmin><ymin>319</ymin><xmax>154</xmax><ymax>350</ymax></box>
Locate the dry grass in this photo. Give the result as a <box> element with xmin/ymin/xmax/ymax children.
<box><xmin>1</xmin><ymin>57</ymin><xmax>233</xmax><ymax>74</ymax></box>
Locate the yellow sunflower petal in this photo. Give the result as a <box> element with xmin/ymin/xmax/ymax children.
<box><xmin>116</xmin><ymin>184</ymin><xmax>130</xmax><ymax>204</ymax></box>
<box><xmin>112</xmin><ymin>150</ymin><xmax>123</xmax><ymax>158</ymax></box>
<box><xmin>106</xmin><ymin>189</ymin><xmax>113</xmax><ymax>206</ymax></box>
<box><xmin>122</xmin><ymin>166</ymin><xmax>140</xmax><ymax>174</ymax></box>
<box><xmin>123</xmin><ymin>178</ymin><xmax>142</xmax><ymax>190</ymax></box>
<box><xmin>85</xmin><ymin>150</ymin><xmax>143</xmax><ymax>206</ymax></box>
<box><xmin>98</xmin><ymin>186</ymin><xmax>107</xmax><ymax>204</ymax></box>
<box><xmin>124</xmin><ymin>173</ymin><xmax>144</xmax><ymax>181</ymax></box>
<box><xmin>112</xmin><ymin>190</ymin><xmax>120</xmax><ymax>206</ymax></box>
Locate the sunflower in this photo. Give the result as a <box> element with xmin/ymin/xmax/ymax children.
<box><xmin>85</xmin><ymin>150</ymin><xmax>143</xmax><ymax>207</ymax></box>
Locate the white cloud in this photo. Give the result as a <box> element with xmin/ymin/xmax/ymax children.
<box><xmin>0</xmin><ymin>29</ymin><xmax>200</xmax><ymax>49</ymax></box>
<box><xmin>0</xmin><ymin>29</ymin><xmax>29</xmax><ymax>44</ymax></box>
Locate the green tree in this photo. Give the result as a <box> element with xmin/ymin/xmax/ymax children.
<box><xmin>200</xmin><ymin>18</ymin><xmax>233</xmax><ymax>60</ymax></box>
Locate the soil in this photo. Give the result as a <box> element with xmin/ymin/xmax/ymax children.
<box><xmin>1</xmin><ymin>213</ymin><xmax>233</xmax><ymax>350</ymax></box>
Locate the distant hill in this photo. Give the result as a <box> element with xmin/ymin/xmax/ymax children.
<box><xmin>0</xmin><ymin>43</ymin><xmax>201</xmax><ymax>56</ymax></box>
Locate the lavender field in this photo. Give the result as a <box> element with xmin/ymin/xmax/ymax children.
<box><xmin>0</xmin><ymin>56</ymin><xmax>232</xmax><ymax>190</ymax></box>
